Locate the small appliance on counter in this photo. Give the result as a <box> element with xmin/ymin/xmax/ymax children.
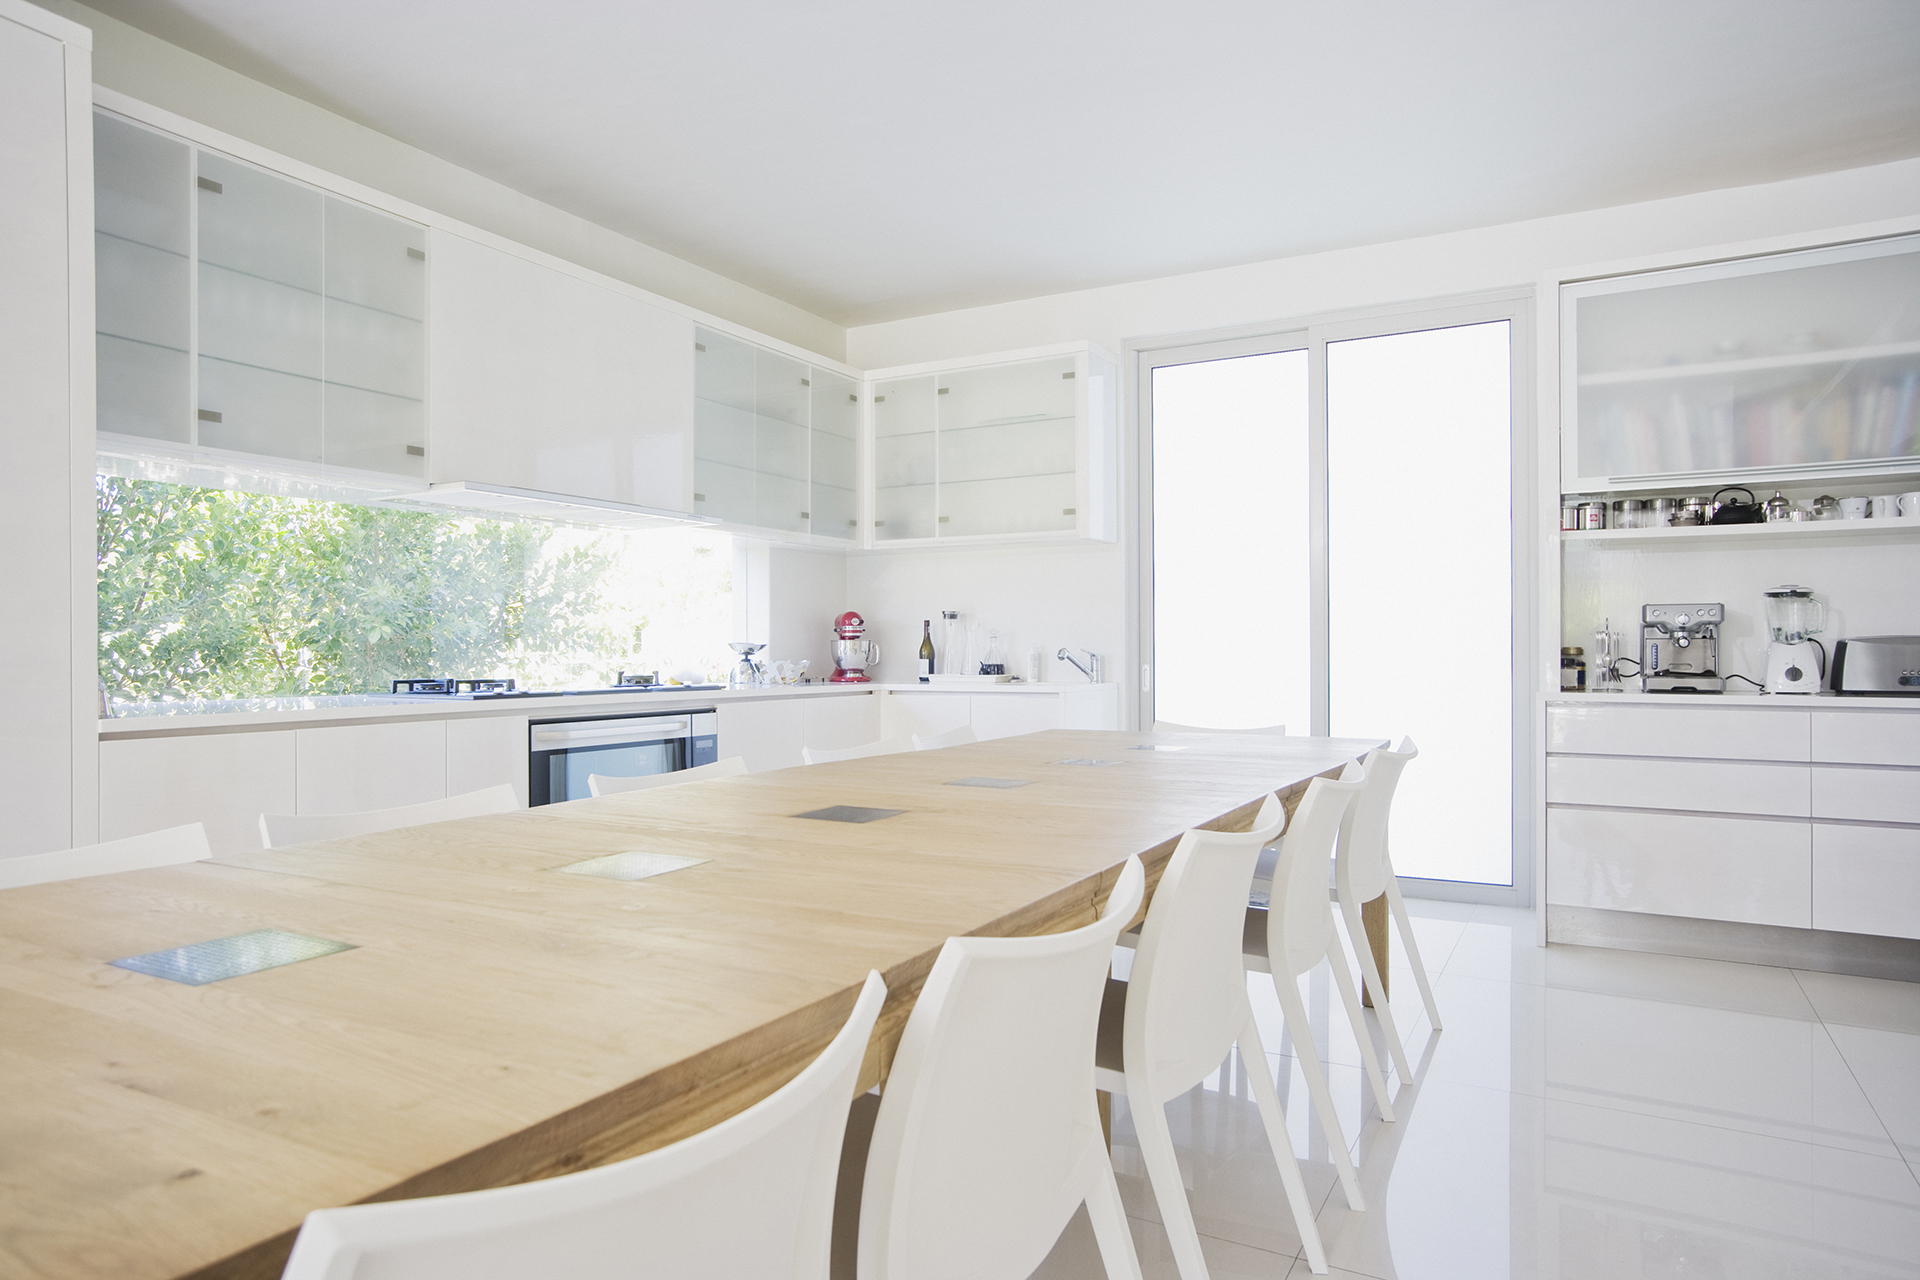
<box><xmin>1762</xmin><ymin>586</ymin><xmax>1826</xmax><ymax>694</ymax></box>
<box><xmin>830</xmin><ymin>611</ymin><xmax>879</xmax><ymax>683</ymax></box>
<box><xmin>1831</xmin><ymin>636</ymin><xmax>1920</xmax><ymax>694</ymax></box>
<box><xmin>728</xmin><ymin>641</ymin><xmax>767</xmax><ymax>689</ymax></box>
<box><xmin>1639</xmin><ymin>603</ymin><xmax>1724</xmax><ymax>693</ymax></box>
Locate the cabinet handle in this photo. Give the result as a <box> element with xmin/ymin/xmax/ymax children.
<box><xmin>406</xmin><ymin>445</ymin><xmax>425</xmax><ymax>456</ymax></box>
<box><xmin>197</xmin><ymin>176</ymin><xmax>222</xmax><ymax>194</ymax></box>
<box><xmin>407</xmin><ymin>247</ymin><xmax>425</xmax><ymax>261</ymax></box>
<box><xmin>198</xmin><ymin>409</ymin><xmax>222</xmax><ymax>423</ymax></box>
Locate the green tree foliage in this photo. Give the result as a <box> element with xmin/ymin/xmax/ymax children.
<box><xmin>96</xmin><ymin>477</ymin><xmax>630</xmax><ymax>700</ymax></box>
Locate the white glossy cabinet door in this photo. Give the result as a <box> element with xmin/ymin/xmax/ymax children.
<box><xmin>430</xmin><ymin>231</ymin><xmax>695</xmax><ymax>511</ymax></box>
<box><xmin>716</xmin><ymin>699</ymin><xmax>805</xmax><ymax>773</ymax></box>
<box><xmin>1546</xmin><ymin>755</ymin><xmax>1810</xmax><ymax>817</ymax></box>
<box><xmin>1813</xmin><ymin>823</ymin><xmax>1920</xmax><ymax>939</ymax></box>
<box><xmin>447</xmin><ymin>716</ymin><xmax>530</xmax><ymax>807</ymax></box>
<box><xmin>1545</xmin><ymin>705</ymin><xmax>1810</xmax><ymax>761</ymax></box>
<box><xmin>1811</xmin><ymin>712</ymin><xmax>1920</xmax><ymax>767</ymax></box>
<box><xmin>1810</xmin><ymin>765</ymin><xmax>1920</xmax><ymax>825</ymax></box>
<box><xmin>295</xmin><ymin>721</ymin><xmax>447</xmax><ymax>814</ymax></box>
<box><xmin>801</xmin><ymin>694</ymin><xmax>882</xmax><ymax>756</ymax></box>
<box><xmin>100</xmin><ymin>732</ymin><xmax>298</xmax><ymax>856</ymax></box>
<box><xmin>881</xmin><ymin>692</ymin><xmax>972</xmax><ymax>740</ymax></box>
<box><xmin>1546</xmin><ymin>807</ymin><xmax>1812</xmax><ymax>927</ymax></box>
<box><xmin>968</xmin><ymin>693</ymin><xmax>1060</xmax><ymax>741</ymax></box>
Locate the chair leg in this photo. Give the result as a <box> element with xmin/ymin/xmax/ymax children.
<box><xmin>1236</xmin><ymin>1012</ymin><xmax>1329</xmax><ymax>1275</ymax></box>
<box><xmin>1384</xmin><ymin>874</ymin><xmax>1442</xmax><ymax>1031</ymax></box>
<box><xmin>1338</xmin><ymin>894</ymin><xmax>1414</xmax><ymax>1083</ymax></box>
<box><xmin>1082</xmin><ymin>1143</ymin><xmax>1146</xmax><ymax>1280</ymax></box>
<box><xmin>1324</xmin><ymin>938</ymin><xmax>1394</xmax><ymax>1123</ymax></box>
<box><xmin>1128</xmin><ymin>1086</ymin><xmax>1212</xmax><ymax>1280</ymax></box>
<box><xmin>1270</xmin><ymin>978</ymin><xmax>1365</xmax><ymax>1211</ymax></box>
<box><xmin>1098</xmin><ymin>1089</ymin><xmax>1113</xmax><ymax>1150</ymax></box>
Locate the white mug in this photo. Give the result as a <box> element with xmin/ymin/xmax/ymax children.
<box><xmin>1870</xmin><ymin>494</ymin><xmax>1898</xmax><ymax>519</ymax></box>
<box><xmin>1902</xmin><ymin>491</ymin><xmax>1920</xmax><ymax>518</ymax></box>
<box><xmin>1839</xmin><ymin>496</ymin><xmax>1869</xmax><ymax>519</ymax></box>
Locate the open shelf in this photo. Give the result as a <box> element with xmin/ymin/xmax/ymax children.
<box><xmin>1561</xmin><ymin>515</ymin><xmax>1920</xmax><ymax>546</ymax></box>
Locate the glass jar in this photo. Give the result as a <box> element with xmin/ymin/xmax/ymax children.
<box><xmin>1560</xmin><ymin>647</ymin><xmax>1587</xmax><ymax>692</ymax></box>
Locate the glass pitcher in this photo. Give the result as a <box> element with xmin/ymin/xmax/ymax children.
<box><xmin>1763</xmin><ymin>586</ymin><xmax>1824</xmax><ymax>644</ymax></box>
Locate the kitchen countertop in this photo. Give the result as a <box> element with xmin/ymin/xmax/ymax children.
<box><xmin>98</xmin><ymin>679</ymin><xmax>1113</xmax><ymax>739</ymax></box>
<box><xmin>1543</xmin><ymin>690</ymin><xmax>1920</xmax><ymax>711</ymax></box>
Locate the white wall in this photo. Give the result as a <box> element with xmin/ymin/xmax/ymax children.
<box><xmin>768</xmin><ymin>545</ymin><xmax>848</xmax><ymax>678</ymax></box>
<box><xmin>842</xmin><ymin>158</ymin><xmax>1920</xmax><ymax>726</ymax></box>
<box><xmin>41</xmin><ymin>0</ymin><xmax>845</xmax><ymax>359</ymax></box>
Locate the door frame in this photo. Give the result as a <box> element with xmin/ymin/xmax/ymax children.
<box><xmin>1126</xmin><ymin>288</ymin><xmax>1536</xmax><ymax>906</ymax></box>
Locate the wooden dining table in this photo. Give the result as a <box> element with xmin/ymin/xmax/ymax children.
<box><xmin>0</xmin><ymin>728</ymin><xmax>1384</xmax><ymax>1280</ymax></box>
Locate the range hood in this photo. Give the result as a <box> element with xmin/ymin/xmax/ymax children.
<box><xmin>374</xmin><ymin>482</ymin><xmax>714</xmax><ymax>531</ymax></box>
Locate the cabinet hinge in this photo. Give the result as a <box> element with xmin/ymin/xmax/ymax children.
<box><xmin>874</xmin><ymin>396</ymin><xmax>886</xmax><ymax>403</ymax></box>
<box><xmin>1062</xmin><ymin>507</ymin><xmax>1075</xmax><ymax>516</ymax></box>
<box><xmin>197</xmin><ymin>176</ymin><xmax>222</xmax><ymax>194</ymax></box>
<box><xmin>695</xmin><ymin>342</ymin><xmax>706</xmax><ymax>352</ymax></box>
<box><xmin>937</xmin><ymin>387</ymin><xmax>949</xmax><ymax>395</ymax></box>
<box><xmin>873</xmin><ymin>520</ymin><xmax>885</xmax><ymax>527</ymax></box>
<box><xmin>406</xmin><ymin>247</ymin><xmax>426</xmax><ymax>261</ymax></box>
<box><xmin>800</xmin><ymin>511</ymin><xmax>810</xmax><ymax>519</ymax></box>
<box><xmin>1062</xmin><ymin>371</ymin><xmax>1075</xmax><ymax>379</ymax></box>
<box><xmin>694</xmin><ymin>493</ymin><xmax>706</xmax><ymax>502</ymax></box>
<box><xmin>801</xmin><ymin>378</ymin><xmax>810</xmax><ymax>387</ymax></box>
<box><xmin>938</xmin><ymin>516</ymin><xmax>950</xmax><ymax>523</ymax></box>
<box><xmin>406</xmin><ymin>445</ymin><xmax>425</xmax><ymax>456</ymax></box>
<box><xmin>848</xmin><ymin>394</ymin><xmax>858</xmax><ymax>403</ymax></box>
<box><xmin>197</xmin><ymin>409</ymin><xmax>222</xmax><ymax>423</ymax></box>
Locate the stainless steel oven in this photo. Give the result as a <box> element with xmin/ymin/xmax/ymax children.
<box><xmin>528</xmin><ymin>709</ymin><xmax>718</xmax><ymax>806</ymax></box>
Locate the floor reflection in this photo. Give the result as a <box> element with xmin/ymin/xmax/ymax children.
<box><xmin>1035</xmin><ymin>903</ymin><xmax>1920</xmax><ymax>1279</ymax></box>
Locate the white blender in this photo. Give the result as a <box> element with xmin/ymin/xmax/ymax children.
<box><xmin>1763</xmin><ymin>585</ymin><xmax>1827</xmax><ymax>694</ymax></box>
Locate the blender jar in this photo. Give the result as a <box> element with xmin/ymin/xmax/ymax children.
<box><xmin>1763</xmin><ymin>586</ymin><xmax>1824</xmax><ymax>643</ymax></box>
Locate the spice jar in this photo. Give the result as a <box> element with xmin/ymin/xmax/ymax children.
<box><xmin>1561</xmin><ymin>647</ymin><xmax>1587</xmax><ymax>692</ymax></box>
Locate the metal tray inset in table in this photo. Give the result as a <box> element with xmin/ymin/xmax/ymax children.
<box><xmin>794</xmin><ymin>805</ymin><xmax>906</xmax><ymax>823</ymax></box>
<box><xmin>556</xmin><ymin>851</ymin><xmax>710</xmax><ymax>881</ymax></box>
<box><xmin>110</xmin><ymin>929</ymin><xmax>355</xmax><ymax>986</ymax></box>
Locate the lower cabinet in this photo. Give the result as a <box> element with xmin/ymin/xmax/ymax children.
<box><xmin>714</xmin><ymin>693</ymin><xmax>883</xmax><ymax>773</ymax></box>
<box><xmin>295</xmin><ymin>721</ymin><xmax>447</xmax><ymax>815</ymax></box>
<box><xmin>1545</xmin><ymin>807</ymin><xmax>1812</xmax><ymax>928</ymax></box>
<box><xmin>100</xmin><ymin>730</ymin><xmax>298</xmax><ymax>857</ymax></box>
<box><xmin>881</xmin><ymin>687</ymin><xmax>1117</xmax><ymax>742</ymax></box>
<box><xmin>1812</xmin><ymin>823</ymin><xmax>1920</xmax><ymax>940</ymax></box>
<box><xmin>447</xmin><ymin>716</ymin><xmax>531</xmax><ymax>807</ymax></box>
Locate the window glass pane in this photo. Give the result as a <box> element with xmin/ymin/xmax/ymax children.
<box><xmin>1151</xmin><ymin>350</ymin><xmax>1310</xmax><ymax>732</ymax></box>
<box><xmin>1327</xmin><ymin>321</ymin><xmax>1512</xmax><ymax>884</ymax></box>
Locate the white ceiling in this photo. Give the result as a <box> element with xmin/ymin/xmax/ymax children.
<box><xmin>87</xmin><ymin>0</ymin><xmax>1920</xmax><ymax>326</ymax></box>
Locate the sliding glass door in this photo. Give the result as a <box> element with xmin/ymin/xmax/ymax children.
<box><xmin>1141</xmin><ymin>297</ymin><xmax>1529</xmax><ymax>894</ymax></box>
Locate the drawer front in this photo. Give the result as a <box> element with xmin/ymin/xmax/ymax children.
<box><xmin>1812</xmin><ymin>823</ymin><xmax>1920</xmax><ymax>940</ymax></box>
<box><xmin>1811</xmin><ymin>766</ymin><xmax>1920</xmax><ymax>824</ymax></box>
<box><xmin>1546</xmin><ymin>705</ymin><xmax>1808</xmax><ymax>762</ymax></box>
<box><xmin>1546</xmin><ymin>807</ymin><xmax>1811</xmax><ymax>927</ymax></box>
<box><xmin>1811</xmin><ymin>711</ymin><xmax>1920</xmax><ymax>767</ymax></box>
<box><xmin>1546</xmin><ymin>755</ymin><xmax>1809</xmax><ymax>817</ymax></box>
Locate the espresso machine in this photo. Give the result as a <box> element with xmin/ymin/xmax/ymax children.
<box><xmin>1640</xmin><ymin>603</ymin><xmax>1725</xmax><ymax>693</ymax></box>
<box><xmin>830</xmin><ymin>610</ymin><xmax>879</xmax><ymax>683</ymax></box>
<box><xmin>1763</xmin><ymin>585</ymin><xmax>1826</xmax><ymax>694</ymax></box>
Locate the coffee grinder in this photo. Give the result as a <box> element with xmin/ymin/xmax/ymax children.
<box><xmin>1639</xmin><ymin>603</ymin><xmax>1725</xmax><ymax>693</ymax></box>
<box><xmin>1763</xmin><ymin>585</ymin><xmax>1826</xmax><ymax>694</ymax></box>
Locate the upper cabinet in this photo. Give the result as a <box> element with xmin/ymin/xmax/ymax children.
<box><xmin>94</xmin><ymin>109</ymin><xmax>428</xmax><ymax>480</ymax></box>
<box><xmin>868</xmin><ymin>343</ymin><xmax>1118</xmax><ymax>546</ymax></box>
<box><xmin>1562</xmin><ymin>234</ymin><xmax>1920</xmax><ymax>492</ymax></box>
<box><xmin>428</xmin><ymin>231</ymin><xmax>695</xmax><ymax>514</ymax></box>
<box><xmin>694</xmin><ymin>327</ymin><xmax>860</xmax><ymax>541</ymax></box>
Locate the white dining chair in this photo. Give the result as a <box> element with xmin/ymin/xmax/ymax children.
<box><xmin>1094</xmin><ymin>795</ymin><xmax>1342</xmax><ymax>1279</ymax></box>
<box><xmin>259</xmin><ymin>784</ymin><xmax>518</xmax><ymax>849</ymax></box>
<box><xmin>282</xmin><ymin>969</ymin><xmax>886</xmax><ymax>1280</ymax></box>
<box><xmin>0</xmin><ymin>823</ymin><xmax>211</xmax><ymax>891</ymax></box>
<box><xmin>1243</xmin><ymin>773</ymin><xmax>1396</xmax><ymax>1127</ymax></box>
<box><xmin>588</xmin><ymin>755</ymin><xmax>748</xmax><ymax>796</ymax></box>
<box><xmin>802</xmin><ymin>736</ymin><xmax>914</xmax><ymax>765</ymax></box>
<box><xmin>856</xmin><ymin>859</ymin><xmax>1146</xmax><ymax>1280</ymax></box>
<box><xmin>1333</xmin><ymin>739</ymin><xmax>1440</xmax><ymax>1083</ymax></box>
<box><xmin>909</xmin><ymin>724</ymin><xmax>977</xmax><ymax>751</ymax></box>
<box><xmin>1150</xmin><ymin>721</ymin><xmax>1286</xmax><ymax>734</ymax></box>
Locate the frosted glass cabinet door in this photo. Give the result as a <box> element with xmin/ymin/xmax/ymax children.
<box><xmin>810</xmin><ymin>370</ymin><xmax>860</xmax><ymax>540</ymax></box>
<box><xmin>1565</xmin><ymin>235</ymin><xmax>1920</xmax><ymax>487</ymax></box>
<box><xmin>754</xmin><ymin>349</ymin><xmax>811</xmax><ymax>533</ymax></box>
<box><xmin>937</xmin><ymin>356</ymin><xmax>1077</xmax><ymax>537</ymax></box>
<box><xmin>872</xmin><ymin>376</ymin><xmax>937</xmax><ymax>540</ymax></box>
<box><xmin>694</xmin><ymin>327</ymin><xmax>758</xmax><ymax>525</ymax></box>
<box><xmin>322</xmin><ymin>196</ymin><xmax>426</xmax><ymax>476</ymax></box>
<box><xmin>196</xmin><ymin>152</ymin><xmax>323</xmax><ymax>463</ymax></box>
<box><xmin>94</xmin><ymin>112</ymin><xmax>189</xmax><ymax>443</ymax></box>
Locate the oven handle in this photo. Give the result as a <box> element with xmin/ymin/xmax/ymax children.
<box><xmin>531</xmin><ymin>718</ymin><xmax>692</xmax><ymax>748</ymax></box>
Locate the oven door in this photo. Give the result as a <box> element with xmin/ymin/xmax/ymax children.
<box><xmin>528</xmin><ymin>710</ymin><xmax>718</xmax><ymax>806</ymax></box>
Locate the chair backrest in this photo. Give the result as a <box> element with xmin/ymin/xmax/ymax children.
<box><xmin>911</xmin><ymin>724</ymin><xmax>978</xmax><ymax>751</ymax></box>
<box><xmin>1151</xmin><ymin>721</ymin><xmax>1285</xmax><ymax>735</ymax></box>
<box><xmin>1336</xmin><ymin>737</ymin><xmax>1417</xmax><ymax>903</ymax></box>
<box><xmin>283</xmin><ymin>969</ymin><xmax>887</xmax><ymax>1280</ymax></box>
<box><xmin>860</xmin><ymin>858</ymin><xmax>1145</xmax><ymax>1280</ymax></box>
<box><xmin>1270</xmin><ymin>771</ymin><xmax>1368</xmax><ymax>980</ymax></box>
<box><xmin>0</xmin><ymin>823</ymin><xmax>210</xmax><ymax>891</ymax></box>
<box><xmin>588</xmin><ymin>756</ymin><xmax>748</xmax><ymax>796</ymax></box>
<box><xmin>259</xmin><ymin>784</ymin><xmax>518</xmax><ymax>849</ymax></box>
<box><xmin>801</xmin><ymin>736</ymin><xmax>914</xmax><ymax>765</ymax></box>
<box><xmin>1127</xmin><ymin>795</ymin><xmax>1287</xmax><ymax>1094</ymax></box>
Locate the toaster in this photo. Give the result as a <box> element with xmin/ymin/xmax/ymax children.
<box><xmin>1831</xmin><ymin>636</ymin><xmax>1920</xmax><ymax>694</ymax></box>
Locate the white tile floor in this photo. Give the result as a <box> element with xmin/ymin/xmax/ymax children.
<box><xmin>1034</xmin><ymin>901</ymin><xmax>1920</xmax><ymax>1279</ymax></box>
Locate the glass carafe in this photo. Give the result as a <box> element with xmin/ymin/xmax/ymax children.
<box><xmin>1763</xmin><ymin>587</ymin><xmax>1824</xmax><ymax>643</ymax></box>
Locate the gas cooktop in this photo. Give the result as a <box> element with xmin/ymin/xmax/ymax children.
<box><xmin>383</xmin><ymin>678</ymin><xmax>721</xmax><ymax>701</ymax></box>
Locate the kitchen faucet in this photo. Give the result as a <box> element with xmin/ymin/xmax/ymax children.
<box><xmin>1056</xmin><ymin>648</ymin><xmax>1102</xmax><ymax>683</ymax></box>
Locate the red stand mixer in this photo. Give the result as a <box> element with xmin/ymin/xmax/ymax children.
<box><xmin>830</xmin><ymin>611</ymin><xmax>879</xmax><ymax>683</ymax></box>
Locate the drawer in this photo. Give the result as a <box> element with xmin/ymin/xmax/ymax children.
<box><xmin>1812</xmin><ymin>823</ymin><xmax>1920</xmax><ymax>940</ymax></box>
<box><xmin>1811</xmin><ymin>766</ymin><xmax>1920</xmax><ymax>824</ymax></box>
<box><xmin>1546</xmin><ymin>807</ymin><xmax>1811</xmax><ymax>928</ymax></box>
<box><xmin>1546</xmin><ymin>705</ymin><xmax>1808</xmax><ymax>762</ymax></box>
<box><xmin>1546</xmin><ymin>755</ymin><xmax>1808</xmax><ymax>818</ymax></box>
<box><xmin>1811</xmin><ymin>711</ymin><xmax>1920</xmax><ymax>767</ymax></box>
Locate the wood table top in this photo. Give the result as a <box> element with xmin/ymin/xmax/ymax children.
<box><xmin>0</xmin><ymin>729</ymin><xmax>1381</xmax><ymax>1280</ymax></box>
